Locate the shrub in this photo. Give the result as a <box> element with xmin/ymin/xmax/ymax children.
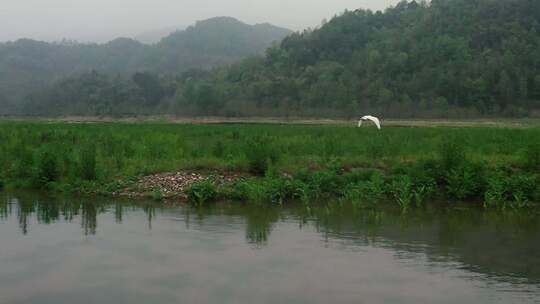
<box><xmin>188</xmin><ymin>180</ymin><xmax>217</xmax><ymax>205</ymax></box>
<box><xmin>151</xmin><ymin>189</ymin><xmax>164</xmax><ymax>201</ymax></box>
<box><xmin>438</xmin><ymin>138</ymin><xmax>466</xmax><ymax>171</ymax></box>
<box><xmin>264</xmin><ymin>177</ymin><xmax>294</xmax><ymax>204</ymax></box>
<box><xmin>341</xmin><ymin>173</ymin><xmax>386</xmax><ymax>207</ymax></box>
<box><xmin>212</xmin><ymin>140</ymin><xmax>225</xmax><ymax>158</ymax></box>
<box><xmin>36</xmin><ymin>150</ymin><xmax>59</xmax><ymax>186</ymax></box>
<box><xmin>390</xmin><ymin>175</ymin><xmax>414</xmax><ymax>212</ymax></box>
<box><xmin>79</xmin><ymin>144</ymin><xmax>97</xmax><ymax>181</ymax></box>
<box><xmin>445</xmin><ymin>162</ymin><xmax>486</xmax><ymax>200</ymax></box>
<box><xmin>484</xmin><ymin>171</ymin><xmax>538</xmax><ymax>209</ymax></box>
<box><xmin>344</xmin><ymin>169</ymin><xmax>378</xmax><ymax>184</ymax></box>
<box><xmin>232</xmin><ymin>179</ymin><xmax>268</xmax><ymax>203</ymax></box>
<box><xmin>390</xmin><ymin>162</ymin><xmax>437</xmax><ymax>207</ymax></box>
<box><xmin>524</xmin><ymin>142</ymin><xmax>540</xmax><ymax>171</ymax></box>
<box><xmin>484</xmin><ymin>173</ymin><xmax>506</xmax><ymax>209</ymax></box>
<box><xmin>232</xmin><ymin>176</ymin><xmax>307</xmax><ymax>204</ymax></box>
<box><xmin>11</xmin><ymin>146</ymin><xmax>34</xmax><ymax>180</ymax></box>
<box><xmin>306</xmin><ymin>169</ymin><xmax>344</xmax><ymax>198</ymax></box>
<box><xmin>245</xmin><ymin>137</ymin><xmax>278</xmax><ymax>176</ymax></box>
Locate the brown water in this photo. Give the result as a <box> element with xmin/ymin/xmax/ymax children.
<box><xmin>1</xmin><ymin>192</ymin><xmax>540</xmax><ymax>304</ymax></box>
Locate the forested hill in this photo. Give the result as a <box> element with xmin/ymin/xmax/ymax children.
<box><xmin>0</xmin><ymin>17</ymin><xmax>291</xmax><ymax>114</ymax></box>
<box><xmin>192</xmin><ymin>0</ymin><xmax>539</xmax><ymax>118</ymax></box>
<box><xmin>13</xmin><ymin>0</ymin><xmax>540</xmax><ymax>118</ymax></box>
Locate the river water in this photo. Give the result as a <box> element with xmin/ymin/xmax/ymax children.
<box><xmin>1</xmin><ymin>192</ymin><xmax>539</xmax><ymax>304</ymax></box>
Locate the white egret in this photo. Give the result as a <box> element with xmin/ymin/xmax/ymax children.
<box><xmin>358</xmin><ymin>115</ymin><xmax>382</xmax><ymax>130</ymax></box>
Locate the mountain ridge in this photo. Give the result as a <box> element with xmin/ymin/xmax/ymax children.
<box><xmin>0</xmin><ymin>17</ymin><xmax>292</xmax><ymax>114</ymax></box>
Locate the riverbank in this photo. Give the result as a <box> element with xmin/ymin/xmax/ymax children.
<box><xmin>2</xmin><ymin>116</ymin><xmax>539</xmax><ymax>128</ymax></box>
<box><xmin>0</xmin><ymin>122</ymin><xmax>538</xmax><ymax>210</ymax></box>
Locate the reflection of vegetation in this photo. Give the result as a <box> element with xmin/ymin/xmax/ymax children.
<box><xmin>0</xmin><ymin>196</ymin><xmax>9</xmax><ymax>219</ymax></box>
<box><xmin>81</xmin><ymin>201</ymin><xmax>99</xmax><ymax>236</ymax></box>
<box><xmin>308</xmin><ymin>201</ymin><xmax>540</xmax><ymax>283</ymax></box>
<box><xmin>2</xmin><ymin>192</ymin><xmax>540</xmax><ymax>283</ymax></box>
<box><xmin>142</xmin><ymin>203</ymin><xmax>156</xmax><ymax>230</ymax></box>
<box><xmin>243</xmin><ymin>204</ymin><xmax>281</xmax><ymax>247</ymax></box>
<box><xmin>17</xmin><ymin>198</ymin><xmax>35</xmax><ymax>235</ymax></box>
<box><xmin>1</xmin><ymin>194</ymin><xmax>160</xmax><ymax>235</ymax></box>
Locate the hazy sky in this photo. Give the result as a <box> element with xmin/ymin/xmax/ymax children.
<box><xmin>0</xmin><ymin>0</ymin><xmax>400</xmax><ymax>43</ymax></box>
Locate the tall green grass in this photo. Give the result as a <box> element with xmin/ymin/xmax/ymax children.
<box><xmin>0</xmin><ymin>122</ymin><xmax>538</xmax><ymax>209</ymax></box>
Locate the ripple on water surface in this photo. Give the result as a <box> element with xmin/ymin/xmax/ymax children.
<box><xmin>0</xmin><ymin>193</ymin><xmax>539</xmax><ymax>304</ymax></box>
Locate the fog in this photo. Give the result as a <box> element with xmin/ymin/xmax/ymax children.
<box><xmin>0</xmin><ymin>0</ymin><xmax>401</xmax><ymax>43</ymax></box>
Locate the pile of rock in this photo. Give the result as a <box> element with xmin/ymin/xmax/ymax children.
<box><xmin>116</xmin><ymin>171</ymin><xmax>243</xmax><ymax>199</ymax></box>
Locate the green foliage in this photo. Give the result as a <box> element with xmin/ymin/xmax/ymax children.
<box><xmin>79</xmin><ymin>144</ymin><xmax>97</xmax><ymax>181</ymax></box>
<box><xmin>4</xmin><ymin>1</ymin><xmax>540</xmax><ymax>118</ymax></box>
<box><xmin>244</xmin><ymin>137</ymin><xmax>278</xmax><ymax>176</ymax></box>
<box><xmin>0</xmin><ymin>122</ymin><xmax>538</xmax><ymax>210</ymax></box>
<box><xmin>445</xmin><ymin>162</ymin><xmax>486</xmax><ymax>200</ymax></box>
<box><xmin>188</xmin><ymin>180</ymin><xmax>218</xmax><ymax>205</ymax></box>
<box><xmin>484</xmin><ymin>170</ymin><xmax>538</xmax><ymax>210</ymax></box>
<box><xmin>341</xmin><ymin>172</ymin><xmax>386</xmax><ymax>207</ymax></box>
<box><xmin>390</xmin><ymin>175</ymin><xmax>414</xmax><ymax>212</ymax></box>
<box><xmin>0</xmin><ymin>18</ymin><xmax>291</xmax><ymax>116</ymax></box>
<box><xmin>438</xmin><ymin>138</ymin><xmax>466</xmax><ymax>172</ymax></box>
<box><xmin>524</xmin><ymin>141</ymin><xmax>540</xmax><ymax>170</ymax></box>
<box><xmin>151</xmin><ymin>189</ymin><xmax>164</xmax><ymax>202</ymax></box>
<box><xmin>36</xmin><ymin>150</ymin><xmax>59</xmax><ymax>186</ymax></box>
<box><xmin>232</xmin><ymin>177</ymin><xmax>308</xmax><ymax>204</ymax></box>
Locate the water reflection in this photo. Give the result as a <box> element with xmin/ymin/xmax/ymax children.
<box><xmin>1</xmin><ymin>192</ymin><xmax>540</xmax><ymax>288</ymax></box>
<box><xmin>244</xmin><ymin>205</ymin><xmax>280</xmax><ymax>247</ymax></box>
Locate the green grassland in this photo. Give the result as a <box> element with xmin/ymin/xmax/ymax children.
<box><xmin>0</xmin><ymin>122</ymin><xmax>539</xmax><ymax>210</ymax></box>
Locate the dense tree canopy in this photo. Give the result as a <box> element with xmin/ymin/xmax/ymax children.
<box><xmin>0</xmin><ymin>17</ymin><xmax>291</xmax><ymax>115</ymax></box>
<box><xmin>9</xmin><ymin>0</ymin><xmax>540</xmax><ymax>118</ymax></box>
<box><xmin>172</xmin><ymin>0</ymin><xmax>540</xmax><ymax>118</ymax></box>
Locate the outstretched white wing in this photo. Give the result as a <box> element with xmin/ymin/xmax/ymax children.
<box><xmin>359</xmin><ymin>115</ymin><xmax>381</xmax><ymax>130</ymax></box>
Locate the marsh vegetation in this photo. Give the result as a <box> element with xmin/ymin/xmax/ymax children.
<box><xmin>0</xmin><ymin>122</ymin><xmax>538</xmax><ymax>210</ymax></box>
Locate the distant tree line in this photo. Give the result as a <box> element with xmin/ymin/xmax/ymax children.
<box><xmin>0</xmin><ymin>17</ymin><xmax>291</xmax><ymax>115</ymax></box>
<box><xmin>16</xmin><ymin>0</ymin><xmax>540</xmax><ymax>118</ymax></box>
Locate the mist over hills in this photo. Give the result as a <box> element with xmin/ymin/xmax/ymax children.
<box><xmin>134</xmin><ymin>26</ymin><xmax>186</xmax><ymax>44</ymax></box>
<box><xmin>0</xmin><ymin>17</ymin><xmax>292</xmax><ymax>114</ymax></box>
<box><xmin>4</xmin><ymin>0</ymin><xmax>540</xmax><ymax>118</ymax></box>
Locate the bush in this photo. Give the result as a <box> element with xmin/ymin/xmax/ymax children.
<box><xmin>245</xmin><ymin>137</ymin><xmax>278</xmax><ymax>176</ymax></box>
<box><xmin>188</xmin><ymin>180</ymin><xmax>217</xmax><ymax>205</ymax></box>
<box><xmin>305</xmin><ymin>169</ymin><xmax>344</xmax><ymax>198</ymax></box>
<box><xmin>79</xmin><ymin>144</ymin><xmax>97</xmax><ymax>181</ymax></box>
<box><xmin>36</xmin><ymin>150</ymin><xmax>59</xmax><ymax>186</ymax></box>
<box><xmin>264</xmin><ymin>177</ymin><xmax>295</xmax><ymax>204</ymax></box>
<box><xmin>390</xmin><ymin>175</ymin><xmax>414</xmax><ymax>212</ymax></box>
<box><xmin>212</xmin><ymin>140</ymin><xmax>225</xmax><ymax>158</ymax></box>
<box><xmin>484</xmin><ymin>173</ymin><xmax>506</xmax><ymax>209</ymax></box>
<box><xmin>484</xmin><ymin>171</ymin><xmax>538</xmax><ymax>209</ymax></box>
<box><xmin>524</xmin><ymin>142</ymin><xmax>540</xmax><ymax>171</ymax></box>
<box><xmin>438</xmin><ymin>138</ymin><xmax>466</xmax><ymax>171</ymax></box>
<box><xmin>344</xmin><ymin>169</ymin><xmax>378</xmax><ymax>184</ymax></box>
<box><xmin>151</xmin><ymin>189</ymin><xmax>164</xmax><ymax>201</ymax></box>
<box><xmin>232</xmin><ymin>177</ymin><xmax>307</xmax><ymax>204</ymax></box>
<box><xmin>232</xmin><ymin>180</ymin><xmax>263</xmax><ymax>202</ymax></box>
<box><xmin>341</xmin><ymin>173</ymin><xmax>386</xmax><ymax>207</ymax></box>
<box><xmin>11</xmin><ymin>146</ymin><xmax>34</xmax><ymax>180</ymax></box>
<box><xmin>445</xmin><ymin>162</ymin><xmax>486</xmax><ymax>200</ymax></box>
